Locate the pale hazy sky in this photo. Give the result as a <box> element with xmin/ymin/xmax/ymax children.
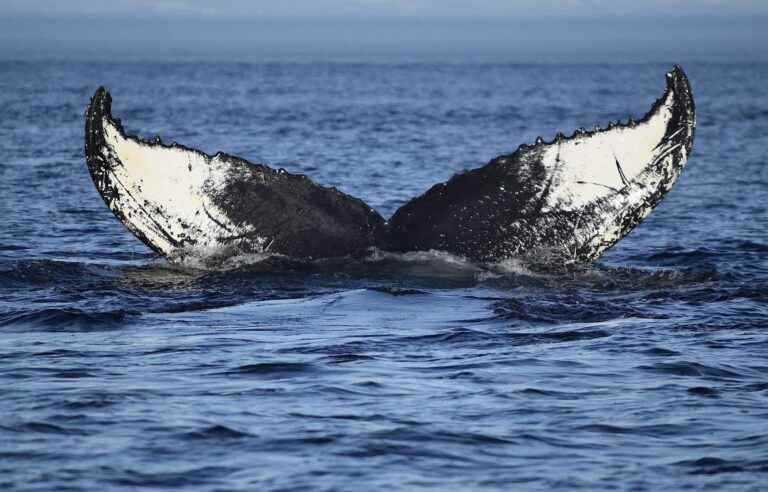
<box><xmin>1</xmin><ymin>0</ymin><xmax>766</xmax><ymax>61</ymax></box>
<box><xmin>3</xmin><ymin>0</ymin><xmax>767</xmax><ymax>18</ymax></box>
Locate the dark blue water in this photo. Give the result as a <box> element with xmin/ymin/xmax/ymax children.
<box><xmin>1</xmin><ymin>61</ymin><xmax>767</xmax><ymax>491</ymax></box>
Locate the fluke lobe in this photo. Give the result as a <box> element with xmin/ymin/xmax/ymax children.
<box><xmin>85</xmin><ymin>66</ymin><xmax>695</xmax><ymax>264</ymax></box>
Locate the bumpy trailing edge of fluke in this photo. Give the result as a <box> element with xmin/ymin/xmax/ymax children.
<box><xmin>85</xmin><ymin>66</ymin><xmax>695</xmax><ymax>264</ymax></box>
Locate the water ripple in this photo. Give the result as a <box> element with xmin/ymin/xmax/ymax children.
<box><xmin>1</xmin><ymin>61</ymin><xmax>767</xmax><ymax>491</ymax></box>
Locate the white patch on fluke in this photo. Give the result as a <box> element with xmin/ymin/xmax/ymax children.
<box><xmin>541</xmin><ymin>89</ymin><xmax>675</xmax><ymax>211</ymax></box>
<box><xmin>100</xmin><ymin>119</ymin><xmax>264</xmax><ymax>256</ymax></box>
<box><xmin>510</xmin><ymin>68</ymin><xmax>694</xmax><ymax>261</ymax></box>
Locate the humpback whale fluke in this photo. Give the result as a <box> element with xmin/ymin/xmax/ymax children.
<box><xmin>84</xmin><ymin>66</ymin><xmax>695</xmax><ymax>264</ymax></box>
<box><xmin>85</xmin><ymin>88</ymin><xmax>386</xmax><ymax>259</ymax></box>
<box><xmin>386</xmin><ymin>65</ymin><xmax>695</xmax><ymax>262</ymax></box>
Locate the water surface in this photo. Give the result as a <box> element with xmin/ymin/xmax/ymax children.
<box><xmin>1</xmin><ymin>62</ymin><xmax>767</xmax><ymax>490</ymax></box>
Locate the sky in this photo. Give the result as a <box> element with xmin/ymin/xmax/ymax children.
<box><xmin>0</xmin><ymin>0</ymin><xmax>766</xmax><ymax>62</ymax></box>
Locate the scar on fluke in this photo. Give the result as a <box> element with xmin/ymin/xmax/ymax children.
<box><xmin>615</xmin><ymin>156</ymin><xmax>630</xmax><ymax>189</ymax></box>
<box><xmin>84</xmin><ymin>66</ymin><xmax>695</xmax><ymax>265</ymax></box>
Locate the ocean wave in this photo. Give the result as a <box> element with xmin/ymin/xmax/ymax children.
<box><xmin>0</xmin><ymin>259</ymin><xmax>115</xmax><ymax>287</ymax></box>
<box><xmin>0</xmin><ymin>308</ymin><xmax>135</xmax><ymax>331</ymax></box>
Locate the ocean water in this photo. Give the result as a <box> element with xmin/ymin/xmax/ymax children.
<box><xmin>1</xmin><ymin>61</ymin><xmax>767</xmax><ymax>490</ymax></box>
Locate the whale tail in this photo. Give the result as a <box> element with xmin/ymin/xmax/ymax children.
<box><xmin>385</xmin><ymin>65</ymin><xmax>695</xmax><ymax>262</ymax></box>
<box><xmin>85</xmin><ymin>66</ymin><xmax>695</xmax><ymax>264</ymax></box>
<box><xmin>85</xmin><ymin>88</ymin><xmax>386</xmax><ymax>260</ymax></box>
